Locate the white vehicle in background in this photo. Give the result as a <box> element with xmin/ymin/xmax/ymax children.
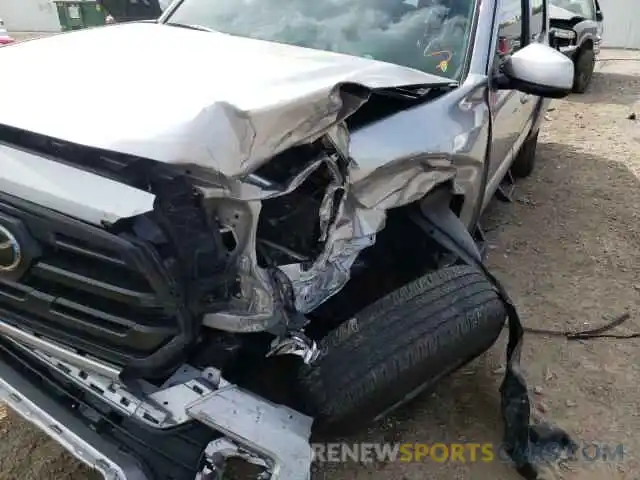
<box><xmin>549</xmin><ymin>0</ymin><xmax>603</xmax><ymax>92</ymax></box>
<box><xmin>0</xmin><ymin>18</ymin><xmax>15</xmax><ymax>46</ymax></box>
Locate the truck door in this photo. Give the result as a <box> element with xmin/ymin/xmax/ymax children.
<box><xmin>486</xmin><ymin>0</ymin><xmax>530</xmax><ymax>188</ymax></box>
<box><xmin>517</xmin><ymin>0</ymin><xmax>548</xmax><ymax>141</ymax></box>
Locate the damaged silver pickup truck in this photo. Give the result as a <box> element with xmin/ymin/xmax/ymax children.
<box><xmin>0</xmin><ymin>0</ymin><xmax>577</xmax><ymax>479</ymax></box>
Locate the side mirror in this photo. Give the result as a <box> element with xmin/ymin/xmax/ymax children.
<box><xmin>497</xmin><ymin>43</ymin><xmax>574</xmax><ymax>99</ymax></box>
<box><xmin>595</xmin><ymin>11</ymin><xmax>603</xmax><ymax>22</ymax></box>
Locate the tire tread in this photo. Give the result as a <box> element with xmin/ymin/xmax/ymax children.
<box><xmin>299</xmin><ymin>265</ymin><xmax>506</xmax><ymax>430</ymax></box>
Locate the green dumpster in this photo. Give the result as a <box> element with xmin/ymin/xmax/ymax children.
<box><xmin>55</xmin><ymin>0</ymin><xmax>107</xmax><ymax>31</ymax></box>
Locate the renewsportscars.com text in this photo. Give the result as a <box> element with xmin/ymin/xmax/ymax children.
<box><xmin>311</xmin><ymin>442</ymin><xmax>625</xmax><ymax>464</ymax></box>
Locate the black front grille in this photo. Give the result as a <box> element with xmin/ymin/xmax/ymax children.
<box><xmin>0</xmin><ymin>192</ymin><xmax>179</xmax><ymax>367</ymax></box>
<box><xmin>552</xmin><ymin>36</ymin><xmax>573</xmax><ymax>49</ymax></box>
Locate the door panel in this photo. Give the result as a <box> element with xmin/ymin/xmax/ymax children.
<box><xmin>487</xmin><ymin>0</ymin><xmax>529</xmax><ymax>184</ymax></box>
<box><xmin>489</xmin><ymin>0</ymin><xmax>548</xmax><ymax>187</ymax></box>
<box><xmin>518</xmin><ymin>0</ymin><xmax>548</xmax><ymax>142</ymax></box>
<box><xmin>488</xmin><ymin>90</ymin><xmax>521</xmax><ymax>183</ymax></box>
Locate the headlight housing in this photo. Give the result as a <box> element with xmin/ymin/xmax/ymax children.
<box><xmin>550</xmin><ymin>28</ymin><xmax>577</xmax><ymax>41</ymax></box>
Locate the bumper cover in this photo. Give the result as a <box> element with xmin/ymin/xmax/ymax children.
<box><xmin>559</xmin><ymin>45</ymin><xmax>579</xmax><ymax>56</ymax></box>
<box><xmin>0</xmin><ymin>347</ymin><xmax>313</xmax><ymax>480</ymax></box>
<box><xmin>0</xmin><ymin>353</ymin><xmax>149</xmax><ymax>480</ymax></box>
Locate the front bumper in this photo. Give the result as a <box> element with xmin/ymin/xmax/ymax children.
<box><xmin>0</xmin><ymin>352</ymin><xmax>149</xmax><ymax>480</ymax></box>
<box><xmin>594</xmin><ymin>35</ymin><xmax>602</xmax><ymax>55</ymax></box>
<box><xmin>558</xmin><ymin>35</ymin><xmax>602</xmax><ymax>58</ymax></box>
<box><xmin>559</xmin><ymin>44</ymin><xmax>579</xmax><ymax>57</ymax></box>
<box><xmin>0</xmin><ymin>344</ymin><xmax>314</xmax><ymax>480</ymax></box>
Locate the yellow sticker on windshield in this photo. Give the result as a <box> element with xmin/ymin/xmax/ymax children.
<box><xmin>429</xmin><ymin>51</ymin><xmax>452</xmax><ymax>73</ymax></box>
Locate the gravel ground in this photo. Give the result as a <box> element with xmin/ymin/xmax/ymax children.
<box><xmin>1</xmin><ymin>52</ymin><xmax>639</xmax><ymax>480</ymax></box>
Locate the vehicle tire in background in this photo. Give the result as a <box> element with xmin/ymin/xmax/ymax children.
<box><xmin>298</xmin><ymin>265</ymin><xmax>506</xmax><ymax>434</ymax></box>
<box><xmin>510</xmin><ymin>131</ymin><xmax>539</xmax><ymax>179</ymax></box>
<box><xmin>572</xmin><ymin>46</ymin><xmax>595</xmax><ymax>94</ymax></box>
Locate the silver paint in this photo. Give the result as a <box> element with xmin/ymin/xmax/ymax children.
<box><xmin>506</xmin><ymin>43</ymin><xmax>575</xmax><ymax>90</ymax></box>
<box><xmin>186</xmin><ymin>375</ymin><xmax>314</xmax><ymax>480</ymax></box>
<box><xmin>0</xmin><ymin>318</ymin><xmax>121</xmax><ymax>379</ymax></box>
<box><xmin>0</xmin><ymin>22</ymin><xmax>452</xmax><ymax>179</ymax></box>
<box><xmin>0</xmin><ymin>360</ymin><xmax>148</xmax><ymax>480</ymax></box>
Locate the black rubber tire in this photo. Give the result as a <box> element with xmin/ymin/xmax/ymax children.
<box><xmin>510</xmin><ymin>131</ymin><xmax>539</xmax><ymax>179</ymax></box>
<box><xmin>298</xmin><ymin>265</ymin><xmax>506</xmax><ymax>434</ymax></box>
<box><xmin>572</xmin><ymin>47</ymin><xmax>595</xmax><ymax>94</ymax></box>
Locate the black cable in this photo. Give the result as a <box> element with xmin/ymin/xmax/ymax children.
<box><xmin>410</xmin><ymin>209</ymin><xmax>578</xmax><ymax>479</ymax></box>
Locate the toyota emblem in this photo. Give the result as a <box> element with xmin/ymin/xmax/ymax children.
<box><xmin>0</xmin><ymin>224</ymin><xmax>22</xmax><ymax>272</ymax></box>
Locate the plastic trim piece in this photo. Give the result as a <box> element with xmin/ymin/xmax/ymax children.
<box><xmin>0</xmin><ymin>351</ymin><xmax>150</xmax><ymax>480</ymax></box>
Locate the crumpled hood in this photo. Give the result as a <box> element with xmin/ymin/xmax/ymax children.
<box><xmin>549</xmin><ymin>4</ymin><xmax>584</xmax><ymax>21</ymax></box>
<box><xmin>0</xmin><ymin>22</ymin><xmax>451</xmax><ymax>178</ymax></box>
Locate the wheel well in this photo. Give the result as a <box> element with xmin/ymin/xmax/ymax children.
<box><xmin>581</xmin><ymin>38</ymin><xmax>594</xmax><ymax>51</ymax></box>
<box><xmin>306</xmin><ymin>185</ymin><xmax>462</xmax><ymax>339</ymax></box>
<box><xmin>450</xmin><ymin>192</ymin><xmax>465</xmax><ymax>217</ymax></box>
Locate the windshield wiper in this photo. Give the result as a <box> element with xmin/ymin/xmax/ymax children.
<box><xmin>374</xmin><ymin>83</ymin><xmax>457</xmax><ymax>100</ymax></box>
<box><xmin>164</xmin><ymin>22</ymin><xmax>214</xmax><ymax>32</ymax></box>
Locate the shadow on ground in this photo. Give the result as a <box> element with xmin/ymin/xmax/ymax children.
<box><xmin>566</xmin><ymin>71</ymin><xmax>640</xmax><ymax>106</ymax></box>
<box><xmin>484</xmin><ymin>140</ymin><xmax>640</xmax><ymax>242</ymax></box>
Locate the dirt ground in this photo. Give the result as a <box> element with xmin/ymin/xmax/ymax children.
<box><xmin>1</xmin><ymin>52</ymin><xmax>639</xmax><ymax>480</ymax></box>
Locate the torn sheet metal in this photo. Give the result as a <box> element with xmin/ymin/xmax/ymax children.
<box><xmin>0</xmin><ymin>22</ymin><xmax>451</xmax><ymax>178</ymax></box>
<box><xmin>187</xmin><ymin>380</ymin><xmax>314</xmax><ymax>480</ymax></box>
<box><xmin>201</xmin><ymin>149</ymin><xmax>456</xmax><ymax>322</ymax></box>
<box><xmin>281</xmin><ymin>155</ymin><xmax>456</xmax><ymax>313</ymax></box>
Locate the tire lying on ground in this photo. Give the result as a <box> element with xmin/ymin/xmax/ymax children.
<box><xmin>299</xmin><ymin>265</ymin><xmax>506</xmax><ymax>434</ymax></box>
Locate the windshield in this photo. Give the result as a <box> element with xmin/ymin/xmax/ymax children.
<box><xmin>550</xmin><ymin>0</ymin><xmax>596</xmax><ymax>19</ymax></box>
<box><xmin>165</xmin><ymin>0</ymin><xmax>476</xmax><ymax>80</ymax></box>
